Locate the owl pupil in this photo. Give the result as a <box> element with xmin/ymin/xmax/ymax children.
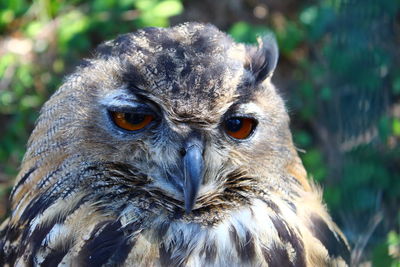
<box><xmin>226</xmin><ymin>118</ymin><xmax>243</xmax><ymax>132</ymax></box>
<box><xmin>126</xmin><ymin>113</ymin><xmax>145</xmax><ymax>124</ymax></box>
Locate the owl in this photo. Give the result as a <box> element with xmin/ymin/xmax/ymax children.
<box><xmin>0</xmin><ymin>23</ymin><xmax>350</xmax><ymax>266</ymax></box>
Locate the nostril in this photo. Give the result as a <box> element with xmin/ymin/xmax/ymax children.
<box><xmin>179</xmin><ymin>148</ymin><xmax>186</xmax><ymax>157</ymax></box>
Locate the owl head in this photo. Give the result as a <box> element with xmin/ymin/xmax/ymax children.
<box><xmin>21</xmin><ymin>23</ymin><xmax>305</xmax><ymax>219</ymax></box>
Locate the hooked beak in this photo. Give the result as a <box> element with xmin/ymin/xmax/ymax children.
<box><xmin>182</xmin><ymin>135</ymin><xmax>204</xmax><ymax>214</ymax></box>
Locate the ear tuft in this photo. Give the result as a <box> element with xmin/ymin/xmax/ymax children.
<box><xmin>245</xmin><ymin>34</ymin><xmax>279</xmax><ymax>83</ymax></box>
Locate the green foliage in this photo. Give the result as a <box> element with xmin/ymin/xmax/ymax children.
<box><xmin>387</xmin><ymin>231</ymin><xmax>400</xmax><ymax>266</ymax></box>
<box><xmin>373</xmin><ymin>230</ymin><xmax>400</xmax><ymax>267</ymax></box>
<box><xmin>373</xmin><ymin>241</ymin><xmax>396</xmax><ymax>267</ymax></box>
<box><xmin>229</xmin><ymin>19</ymin><xmax>304</xmax><ymax>56</ymax></box>
<box><xmin>302</xmin><ymin>149</ymin><xmax>327</xmax><ymax>182</ymax></box>
<box><xmin>229</xmin><ymin>22</ymin><xmax>272</xmax><ymax>44</ymax></box>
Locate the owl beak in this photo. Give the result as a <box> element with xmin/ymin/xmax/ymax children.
<box><xmin>183</xmin><ymin>135</ymin><xmax>204</xmax><ymax>214</ymax></box>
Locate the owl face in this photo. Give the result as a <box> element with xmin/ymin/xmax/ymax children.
<box><xmin>2</xmin><ymin>23</ymin><xmax>351</xmax><ymax>267</ymax></box>
<box><xmin>42</xmin><ymin>23</ymin><xmax>293</xmax><ymax>215</ymax></box>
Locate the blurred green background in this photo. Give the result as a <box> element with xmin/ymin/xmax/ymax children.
<box><xmin>0</xmin><ymin>0</ymin><xmax>399</xmax><ymax>265</ymax></box>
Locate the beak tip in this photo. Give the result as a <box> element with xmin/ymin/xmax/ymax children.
<box><xmin>184</xmin><ymin>193</ymin><xmax>195</xmax><ymax>214</ymax></box>
<box><xmin>184</xmin><ymin>206</ymin><xmax>192</xmax><ymax>215</ymax></box>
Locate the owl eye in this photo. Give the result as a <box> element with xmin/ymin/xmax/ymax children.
<box><xmin>224</xmin><ymin>117</ymin><xmax>257</xmax><ymax>139</ymax></box>
<box><xmin>110</xmin><ymin>111</ymin><xmax>154</xmax><ymax>131</ymax></box>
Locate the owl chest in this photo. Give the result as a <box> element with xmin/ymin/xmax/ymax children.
<box><xmin>124</xmin><ymin>198</ymin><xmax>307</xmax><ymax>267</ymax></box>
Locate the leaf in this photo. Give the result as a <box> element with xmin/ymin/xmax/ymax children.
<box><xmin>21</xmin><ymin>95</ymin><xmax>41</xmax><ymax>109</ymax></box>
<box><xmin>299</xmin><ymin>6</ymin><xmax>318</xmax><ymax>25</ymax></box>
<box><xmin>152</xmin><ymin>0</ymin><xmax>183</xmax><ymax>18</ymax></box>
<box><xmin>275</xmin><ymin>21</ymin><xmax>304</xmax><ymax>54</ymax></box>
<box><xmin>393</xmin><ymin>119</ymin><xmax>400</xmax><ymax>137</ymax></box>
<box><xmin>25</xmin><ymin>21</ymin><xmax>45</xmax><ymax>38</ymax></box>
<box><xmin>229</xmin><ymin>22</ymin><xmax>272</xmax><ymax>44</ymax></box>
<box><xmin>135</xmin><ymin>0</ymin><xmax>157</xmax><ymax>11</ymax></box>
<box><xmin>58</xmin><ymin>11</ymin><xmax>90</xmax><ymax>53</ymax></box>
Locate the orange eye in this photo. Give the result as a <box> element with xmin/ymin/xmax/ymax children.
<box><xmin>224</xmin><ymin>117</ymin><xmax>257</xmax><ymax>139</ymax></box>
<box><xmin>111</xmin><ymin>111</ymin><xmax>154</xmax><ymax>131</ymax></box>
